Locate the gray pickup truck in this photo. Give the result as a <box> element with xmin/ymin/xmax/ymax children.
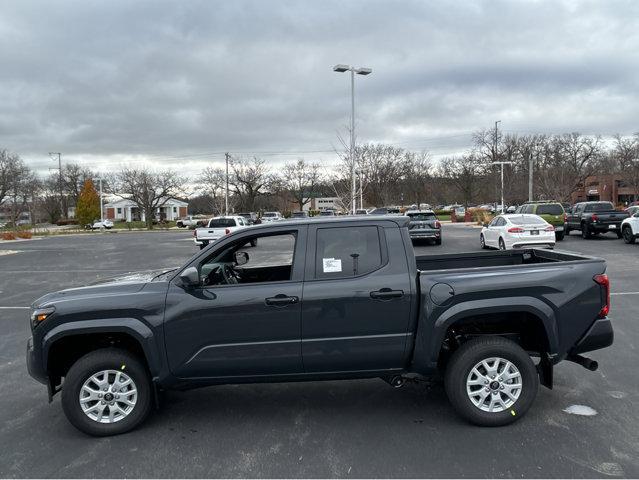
<box><xmin>27</xmin><ymin>216</ymin><xmax>613</xmax><ymax>436</ymax></box>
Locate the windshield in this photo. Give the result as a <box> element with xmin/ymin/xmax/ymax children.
<box><xmin>263</xmin><ymin>212</ymin><xmax>278</xmax><ymax>217</ymax></box>
<box><xmin>208</xmin><ymin>218</ymin><xmax>236</xmax><ymax>227</ymax></box>
<box><xmin>536</xmin><ymin>204</ymin><xmax>563</xmax><ymax>215</ymax></box>
<box><xmin>585</xmin><ymin>202</ymin><xmax>615</xmax><ymax>212</ymax></box>
<box><xmin>509</xmin><ymin>215</ymin><xmax>547</xmax><ymax>225</ymax></box>
<box><xmin>319</xmin><ymin>211</ymin><xmax>335</xmax><ymax>216</ymax></box>
<box><xmin>407</xmin><ymin>212</ymin><xmax>436</xmax><ymax>221</ymax></box>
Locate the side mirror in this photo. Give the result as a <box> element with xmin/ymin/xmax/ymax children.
<box><xmin>234</xmin><ymin>251</ymin><xmax>249</xmax><ymax>266</ymax></box>
<box><xmin>634</xmin><ymin>212</ymin><xmax>639</xmax><ymax>218</ymax></box>
<box><xmin>179</xmin><ymin>266</ymin><xmax>200</xmax><ymax>287</ymax></box>
<box><xmin>483</xmin><ymin>222</ymin><xmax>489</xmax><ymax>227</ymax></box>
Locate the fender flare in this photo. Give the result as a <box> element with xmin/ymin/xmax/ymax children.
<box><xmin>429</xmin><ymin>296</ymin><xmax>559</xmax><ymax>365</ymax></box>
<box><xmin>42</xmin><ymin>318</ymin><xmax>162</xmax><ymax>378</ymax></box>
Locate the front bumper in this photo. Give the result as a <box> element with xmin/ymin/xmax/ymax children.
<box><xmin>26</xmin><ymin>337</ymin><xmax>47</xmax><ymax>385</ymax></box>
<box><xmin>571</xmin><ymin>318</ymin><xmax>614</xmax><ymax>355</ymax></box>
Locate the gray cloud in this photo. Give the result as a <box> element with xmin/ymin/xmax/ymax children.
<box><xmin>0</xmin><ymin>0</ymin><xmax>637</xmax><ymax>176</ymax></box>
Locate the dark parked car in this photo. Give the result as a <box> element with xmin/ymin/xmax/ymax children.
<box><xmin>566</xmin><ymin>201</ymin><xmax>629</xmax><ymax>239</ymax></box>
<box><xmin>28</xmin><ymin>216</ymin><xmax>613</xmax><ymax>435</ymax></box>
<box><xmin>406</xmin><ymin>210</ymin><xmax>442</xmax><ymax>245</ymax></box>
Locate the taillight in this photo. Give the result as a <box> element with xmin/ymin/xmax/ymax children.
<box><xmin>591</xmin><ymin>214</ymin><xmax>598</xmax><ymax>222</ymax></box>
<box><xmin>225</xmin><ymin>228</ymin><xmax>231</xmax><ymax>235</ymax></box>
<box><xmin>593</xmin><ymin>274</ymin><xmax>610</xmax><ymax>318</ymax></box>
<box><xmin>435</xmin><ymin>220</ymin><xmax>441</xmax><ymax>229</ymax></box>
<box><xmin>508</xmin><ymin>227</ymin><xmax>524</xmax><ymax>233</ymax></box>
<box><xmin>544</xmin><ymin>225</ymin><xmax>555</xmax><ymax>231</ymax></box>
<box><xmin>564</xmin><ymin>214</ymin><xmax>568</xmax><ymax>222</ymax></box>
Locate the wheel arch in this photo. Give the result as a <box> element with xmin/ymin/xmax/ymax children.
<box><xmin>430</xmin><ymin>297</ymin><xmax>559</xmax><ymax>367</ymax></box>
<box><xmin>43</xmin><ymin>318</ymin><xmax>163</xmax><ymax>382</ymax></box>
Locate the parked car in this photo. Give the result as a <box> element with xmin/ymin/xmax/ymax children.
<box><xmin>194</xmin><ymin>216</ymin><xmax>251</xmax><ymax>249</ymax></box>
<box><xmin>515</xmin><ymin>201</ymin><xmax>567</xmax><ymax>241</ymax></box>
<box><xmin>85</xmin><ymin>219</ymin><xmax>113</xmax><ymax>230</ymax></box>
<box><xmin>290</xmin><ymin>211</ymin><xmax>308</xmax><ymax>219</ymax></box>
<box><xmin>238</xmin><ymin>212</ymin><xmax>258</xmax><ymax>223</ymax></box>
<box><xmin>624</xmin><ymin>205</ymin><xmax>639</xmax><ymax>217</ymax></box>
<box><xmin>621</xmin><ymin>210</ymin><xmax>639</xmax><ymax>244</ymax></box>
<box><xmin>506</xmin><ymin>205</ymin><xmax>517</xmax><ymax>213</ymax></box>
<box><xmin>27</xmin><ymin>215</ymin><xmax>613</xmax><ymax>435</ymax></box>
<box><xmin>260</xmin><ymin>211</ymin><xmax>283</xmax><ymax>223</ymax></box>
<box><xmin>480</xmin><ymin>214</ymin><xmax>555</xmax><ymax>250</ymax></box>
<box><xmin>176</xmin><ymin>215</ymin><xmax>201</xmax><ymax>229</ymax></box>
<box><xmin>406</xmin><ymin>210</ymin><xmax>441</xmax><ymax>245</ymax></box>
<box><xmin>369</xmin><ymin>207</ymin><xmax>400</xmax><ymax>215</ymax></box>
<box><xmin>566</xmin><ymin>201</ymin><xmax>629</xmax><ymax>239</ymax></box>
<box><xmin>318</xmin><ymin>209</ymin><xmax>336</xmax><ymax>216</ymax></box>
<box><xmin>355</xmin><ymin>209</ymin><xmax>369</xmax><ymax>215</ymax></box>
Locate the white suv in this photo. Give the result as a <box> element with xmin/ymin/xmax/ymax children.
<box><xmin>621</xmin><ymin>212</ymin><xmax>639</xmax><ymax>244</ymax></box>
<box><xmin>260</xmin><ymin>212</ymin><xmax>282</xmax><ymax>223</ymax></box>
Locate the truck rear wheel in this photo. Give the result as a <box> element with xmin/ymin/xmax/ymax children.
<box><xmin>444</xmin><ymin>336</ymin><xmax>539</xmax><ymax>427</ymax></box>
<box><xmin>581</xmin><ymin>224</ymin><xmax>591</xmax><ymax>239</ymax></box>
<box><xmin>61</xmin><ymin>348</ymin><xmax>152</xmax><ymax>436</ymax></box>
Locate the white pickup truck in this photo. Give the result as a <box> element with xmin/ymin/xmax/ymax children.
<box><xmin>176</xmin><ymin>216</ymin><xmax>204</xmax><ymax>229</ymax></box>
<box><xmin>193</xmin><ymin>216</ymin><xmax>253</xmax><ymax>249</ymax></box>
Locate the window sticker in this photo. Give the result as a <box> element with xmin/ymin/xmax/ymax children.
<box><xmin>322</xmin><ymin>258</ymin><xmax>342</xmax><ymax>273</ymax></box>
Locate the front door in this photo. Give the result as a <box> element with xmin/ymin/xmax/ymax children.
<box><xmin>301</xmin><ymin>222</ymin><xmax>413</xmax><ymax>372</ymax></box>
<box><xmin>164</xmin><ymin>228</ymin><xmax>306</xmax><ymax>378</ymax></box>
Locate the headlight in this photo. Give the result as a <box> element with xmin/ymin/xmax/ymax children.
<box><xmin>30</xmin><ymin>306</ymin><xmax>55</xmax><ymax>329</ymax></box>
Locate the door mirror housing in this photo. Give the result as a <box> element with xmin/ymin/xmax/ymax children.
<box><xmin>179</xmin><ymin>266</ymin><xmax>200</xmax><ymax>287</ymax></box>
<box><xmin>234</xmin><ymin>251</ymin><xmax>249</xmax><ymax>266</ymax></box>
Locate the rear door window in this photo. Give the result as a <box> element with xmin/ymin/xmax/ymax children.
<box><xmin>208</xmin><ymin>218</ymin><xmax>237</xmax><ymax>228</ymax></box>
<box><xmin>536</xmin><ymin>204</ymin><xmax>563</xmax><ymax>215</ymax></box>
<box><xmin>315</xmin><ymin>226</ymin><xmax>383</xmax><ymax>279</ymax></box>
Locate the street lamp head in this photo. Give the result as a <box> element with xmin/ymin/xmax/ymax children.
<box><xmin>333</xmin><ymin>64</ymin><xmax>350</xmax><ymax>73</ymax></box>
<box><xmin>355</xmin><ymin>67</ymin><xmax>372</xmax><ymax>75</ymax></box>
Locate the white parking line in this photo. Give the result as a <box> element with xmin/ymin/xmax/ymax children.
<box><xmin>611</xmin><ymin>292</ymin><xmax>639</xmax><ymax>296</ymax></box>
<box><xmin>0</xmin><ymin>306</ymin><xmax>30</xmax><ymax>309</ymax></box>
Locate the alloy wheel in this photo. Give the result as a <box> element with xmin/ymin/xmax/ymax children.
<box><xmin>466</xmin><ymin>357</ymin><xmax>522</xmax><ymax>413</ymax></box>
<box><xmin>79</xmin><ymin>370</ymin><xmax>138</xmax><ymax>424</ymax></box>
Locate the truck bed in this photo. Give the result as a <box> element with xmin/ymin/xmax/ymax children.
<box><xmin>415</xmin><ymin>248</ymin><xmax>593</xmax><ymax>271</ymax></box>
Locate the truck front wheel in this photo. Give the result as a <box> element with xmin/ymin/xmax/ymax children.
<box><xmin>444</xmin><ymin>336</ymin><xmax>539</xmax><ymax>427</ymax></box>
<box><xmin>61</xmin><ymin>348</ymin><xmax>152</xmax><ymax>436</ymax></box>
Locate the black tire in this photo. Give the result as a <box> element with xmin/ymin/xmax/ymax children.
<box><xmin>581</xmin><ymin>224</ymin><xmax>591</xmax><ymax>239</ymax></box>
<box><xmin>555</xmin><ymin>231</ymin><xmax>565</xmax><ymax>241</ymax></box>
<box><xmin>565</xmin><ymin>225</ymin><xmax>571</xmax><ymax>235</ymax></box>
<box><xmin>480</xmin><ymin>234</ymin><xmax>487</xmax><ymax>249</ymax></box>
<box><xmin>199</xmin><ymin>244</ymin><xmax>205</xmax><ymax>250</ymax></box>
<box><xmin>444</xmin><ymin>336</ymin><xmax>539</xmax><ymax>427</ymax></box>
<box><xmin>435</xmin><ymin>238</ymin><xmax>442</xmax><ymax>245</ymax></box>
<box><xmin>498</xmin><ymin>237</ymin><xmax>506</xmax><ymax>250</ymax></box>
<box><xmin>622</xmin><ymin>226</ymin><xmax>636</xmax><ymax>244</ymax></box>
<box><xmin>61</xmin><ymin>348</ymin><xmax>152</xmax><ymax>436</ymax></box>
<box><xmin>250</xmin><ymin>238</ymin><xmax>258</xmax><ymax>247</ymax></box>
<box><xmin>615</xmin><ymin>229</ymin><xmax>623</xmax><ymax>239</ymax></box>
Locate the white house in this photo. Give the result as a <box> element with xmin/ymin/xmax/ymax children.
<box><xmin>104</xmin><ymin>197</ymin><xmax>188</xmax><ymax>222</ymax></box>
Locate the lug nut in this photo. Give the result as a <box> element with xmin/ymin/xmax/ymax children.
<box><xmin>98</xmin><ymin>393</ymin><xmax>103</xmax><ymax>398</ymax></box>
<box><xmin>500</xmin><ymin>385</ymin><xmax>504</xmax><ymax>390</ymax></box>
<box><xmin>484</xmin><ymin>380</ymin><xmax>489</xmax><ymax>385</ymax></box>
<box><xmin>103</xmin><ymin>387</ymin><xmax>108</xmax><ymax>392</ymax></box>
<box><xmin>498</xmin><ymin>377</ymin><xmax>503</xmax><ymax>381</ymax></box>
<box><xmin>485</xmin><ymin>387</ymin><xmax>490</xmax><ymax>392</ymax></box>
<box><xmin>115</xmin><ymin>395</ymin><xmax>120</xmax><ymax>399</ymax></box>
<box><xmin>101</xmin><ymin>400</ymin><xmax>105</xmax><ymax>405</ymax></box>
<box><xmin>491</xmin><ymin>375</ymin><xmax>496</xmax><ymax>379</ymax></box>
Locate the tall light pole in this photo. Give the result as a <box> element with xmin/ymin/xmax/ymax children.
<box><xmin>49</xmin><ymin>152</ymin><xmax>63</xmax><ymax>216</ymax></box>
<box><xmin>225</xmin><ymin>152</ymin><xmax>230</xmax><ymax>216</ymax></box>
<box><xmin>491</xmin><ymin>161</ymin><xmax>514</xmax><ymax>214</ymax></box>
<box><xmin>333</xmin><ymin>64</ymin><xmax>372</xmax><ymax>214</ymax></box>
<box><xmin>95</xmin><ymin>177</ymin><xmax>104</xmax><ymax>220</ymax></box>
<box><xmin>492</xmin><ymin>121</ymin><xmax>501</xmax><ymax>212</ymax></box>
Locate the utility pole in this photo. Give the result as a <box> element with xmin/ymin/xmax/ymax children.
<box><xmin>49</xmin><ymin>152</ymin><xmax>63</xmax><ymax>216</ymax></box>
<box><xmin>97</xmin><ymin>178</ymin><xmax>104</xmax><ymax>220</ymax></box>
<box><xmin>225</xmin><ymin>152</ymin><xmax>230</xmax><ymax>216</ymax></box>
<box><xmin>493</xmin><ymin>121</ymin><xmax>501</xmax><ymax>211</ymax></box>
<box><xmin>528</xmin><ymin>155</ymin><xmax>534</xmax><ymax>202</ymax></box>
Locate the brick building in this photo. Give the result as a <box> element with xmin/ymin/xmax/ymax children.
<box><xmin>572</xmin><ymin>174</ymin><xmax>638</xmax><ymax>206</ymax></box>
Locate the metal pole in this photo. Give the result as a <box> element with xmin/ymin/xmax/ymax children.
<box><xmin>500</xmin><ymin>163</ymin><xmax>505</xmax><ymax>214</ymax></box>
<box><xmin>528</xmin><ymin>155</ymin><xmax>533</xmax><ymax>202</ymax></box>
<box><xmin>350</xmin><ymin>69</ymin><xmax>356</xmax><ymax>215</ymax></box>
<box><xmin>359</xmin><ymin>171</ymin><xmax>363</xmax><ymax>210</ymax></box>
<box><xmin>225</xmin><ymin>152</ymin><xmax>229</xmax><ymax>216</ymax></box>
<box><xmin>99</xmin><ymin>178</ymin><xmax>103</xmax><ymax>220</ymax></box>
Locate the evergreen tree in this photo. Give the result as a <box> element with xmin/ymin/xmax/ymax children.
<box><xmin>76</xmin><ymin>179</ymin><xmax>101</xmax><ymax>226</ymax></box>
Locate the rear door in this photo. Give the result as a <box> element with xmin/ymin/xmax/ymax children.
<box><xmin>301</xmin><ymin>222</ymin><xmax>413</xmax><ymax>372</ymax></box>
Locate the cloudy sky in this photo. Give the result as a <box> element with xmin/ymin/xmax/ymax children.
<box><xmin>1</xmin><ymin>0</ymin><xmax>638</xmax><ymax>177</ymax></box>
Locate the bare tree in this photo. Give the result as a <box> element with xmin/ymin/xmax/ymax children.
<box><xmin>198</xmin><ymin>166</ymin><xmax>229</xmax><ymax>214</ymax></box>
<box><xmin>4</xmin><ymin>162</ymin><xmax>39</xmax><ymax>225</ymax></box>
<box><xmin>536</xmin><ymin>134</ymin><xmax>602</xmax><ymax>201</ymax></box>
<box><xmin>229</xmin><ymin>157</ymin><xmax>270</xmax><ymax>212</ymax></box>
<box><xmin>439</xmin><ymin>154</ymin><xmax>484</xmax><ymax>208</ymax></box>
<box><xmin>281</xmin><ymin>159</ymin><xmax>321</xmax><ymax>211</ymax></box>
<box><xmin>112</xmin><ymin>168</ymin><xmax>185</xmax><ymax>229</ymax></box>
<box><xmin>0</xmin><ymin>149</ymin><xmax>25</xmax><ymax>207</ymax></box>
<box><xmin>613</xmin><ymin>134</ymin><xmax>639</xmax><ymax>202</ymax></box>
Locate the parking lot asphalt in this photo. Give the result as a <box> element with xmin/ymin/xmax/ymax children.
<box><xmin>1</xmin><ymin>226</ymin><xmax>638</xmax><ymax>478</ymax></box>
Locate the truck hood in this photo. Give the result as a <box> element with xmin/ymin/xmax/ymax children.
<box><xmin>31</xmin><ymin>268</ymin><xmax>176</xmax><ymax>308</ymax></box>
